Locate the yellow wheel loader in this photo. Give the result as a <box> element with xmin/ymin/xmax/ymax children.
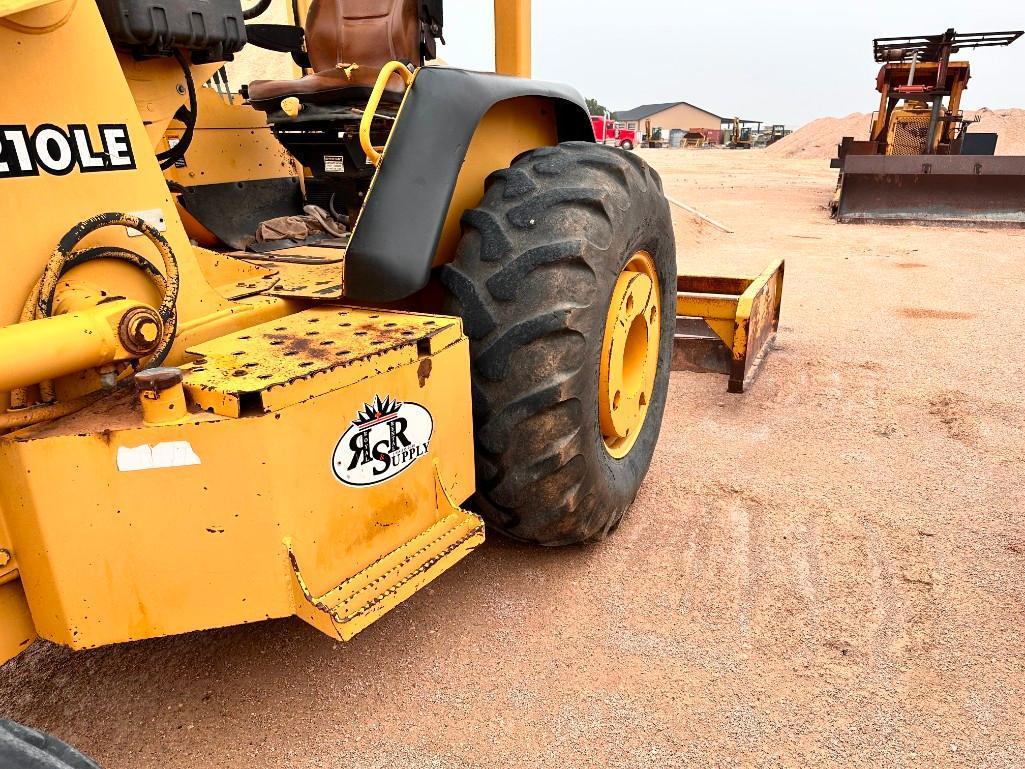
<box><xmin>831</xmin><ymin>28</ymin><xmax>1025</xmax><ymax>226</ymax></box>
<box><xmin>0</xmin><ymin>0</ymin><xmax>678</xmax><ymax>680</ymax></box>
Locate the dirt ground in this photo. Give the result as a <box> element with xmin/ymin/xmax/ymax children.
<box><xmin>2</xmin><ymin>149</ymin><xmax>1024</xmax><ymax>769</ymax></box>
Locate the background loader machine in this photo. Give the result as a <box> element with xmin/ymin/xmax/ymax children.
<box><xmin>0</xmin><ymin>0</ymin><xmax>679</xmax><ymax>670</ymax></box>
<box><xmin>832</xmin><ymin>28</ymin><xmax>1025</xmax><ymax>226</ymax></box>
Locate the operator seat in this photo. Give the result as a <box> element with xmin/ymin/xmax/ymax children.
<box><xmin>248</xmin><ymin>0</ymin><xmax>423</xmax><ymax>111</ymax></box>
<box><xmin>246</xmin><ymin>0</ymin><xmax>443</xmax><ymax>225</ymax></box>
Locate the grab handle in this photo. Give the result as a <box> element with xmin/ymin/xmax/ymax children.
<box><xmin>359</xmin><ymin>62</ymin><xmax>415</xmax><ymax>167</ymax></box>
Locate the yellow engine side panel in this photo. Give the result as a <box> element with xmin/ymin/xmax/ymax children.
<box><xmin>163</xmin><ymin>89</ymin><xmax>300</xmax><ymax>188</ymax></box>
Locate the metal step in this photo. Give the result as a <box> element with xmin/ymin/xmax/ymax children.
<box><xmin>289</xmin><ymin>507</ymin><xmax>485</xmax><ymax>641</ymax></box>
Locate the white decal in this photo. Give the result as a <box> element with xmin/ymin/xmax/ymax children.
<box><xmin>324</xmin><ymin>155</ymin><xmax>345</xmax><ymax>173</ymax></box>
<box><xmin>101</xmin><ymin>125</ymin><xmax>134</xmax><ymax>168</ymax></box>
<box><xmin>117</xmin><ymin>442</ymin><xmax>201</xmax><ymax>472</ymax></box>
<box><xmin>0</xmin><ymin>124</ymin><xmax>136</xmax><ymax>179</ymax></box>
<box><xmin>126</xmin><ymin>208</ymin><xmax>167</xmax><ymax>235</ymax></box>
<box><xmin>166</xmin><ymin>137</ymin><xmax>187</xmax><ymax>168</ymax></box>
<box><xmin>34</xmin><ymin>127</ymin><xmax>73</xmax><ymax>174</ymax></box>
<box><xmin>333</xmin><ymin>396</ymin><xmax>433</xmax><ymax>487</ymax></box>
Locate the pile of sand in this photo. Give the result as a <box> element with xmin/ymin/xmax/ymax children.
<box><xmin>972</xmin><ymin>108</ymin><xmax>1025</xmax><ymax>154</ymax></box>
<box><xmin>767</xmin><ymin>108</ymin><xmax>1025</xmax><ymax>158</ymax></box>
<box><xmin>765</xmin><ymin>113</ymin><xmax>871</xmax><ymax>159</ymax></box>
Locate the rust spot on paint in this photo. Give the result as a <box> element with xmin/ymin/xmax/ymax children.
<box><xmin>895</xmin><ymin>261</ymin><xmax>927</xmax><ymax>269</ymax></box>
<box><xmin>264</xmin><ymin>333</ymin><xmax>335</xmax><ymax>361</ymax></box>
<box><xmin>417</xmin><ymin>358</ymin><xmax>433</xmax><ymax>388</ymax></box>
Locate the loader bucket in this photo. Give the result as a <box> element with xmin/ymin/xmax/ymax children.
<box><xmin>837</xmin><ymin>155</ymin><xmax>1025</xmax><ymax>227</ymax></box>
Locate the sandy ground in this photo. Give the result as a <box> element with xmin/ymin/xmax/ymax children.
<box><xmin>2</xmin><ymin>149</ymin><xmax>1024</xmax><ymax>769</ymax></box>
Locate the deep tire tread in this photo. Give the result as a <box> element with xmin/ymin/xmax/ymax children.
<box><xmin>442</xmin><ymin>141</ymin><xmax>675</xmax><ymax>545</ymax></box>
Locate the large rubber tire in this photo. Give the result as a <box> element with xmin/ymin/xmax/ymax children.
<box><xmin>441</xmin><ymin>141</ymin><xmax>676</xmax><ymax>546</ymax></box>
<box><xmin>0</xmin><ymin>721</ymin><xmax>100</xmax><ymax>769</ymax></box>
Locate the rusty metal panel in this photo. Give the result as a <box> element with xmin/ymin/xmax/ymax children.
<box><xmin>0</xmin><ymin>309</ymin><xmax>476</xmax><ymax>649</ymax></box>
<box><xmin>673</xmin><ymin>260</ymin><xmax>785</xmax><ymax>394</ymax></box>
<box><xmin>731</xmin><ymin>260</ymin><xmax>785</xmax><ymax>394</ymax></box>
<box><xmin>671</xmin><ymin>318</ymin><xmax>731</xmax><ymax>375</ymax></box>
<box><xmin>838</xmin><ymin>155</ymin><xmax>1025</xmax><ymax>226</ymax></box>
<box><xmin>185</xmin><ymin>307</ymin><xmax>461</xmax><ymax>417</ymax></box>
<box><xmin>676</xmin><ymin>274</ymin><xmax>752</xmax><ymax>296</ymax></box>
<box><xmin>237</xmin><ymin>246</ymin><xmax>347</xmax><ymax>300</ymax></box>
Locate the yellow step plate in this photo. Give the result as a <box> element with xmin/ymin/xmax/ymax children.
<box><xmin>289</xmin><ymin>509</ymin><xmax>485</xmax><ymax>641</ymax></box>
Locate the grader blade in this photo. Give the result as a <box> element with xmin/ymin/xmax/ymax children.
<box><xmin>837</xmin><ymin>155</ymin><xmax>1025</xmax><ymax>227</ymax></box>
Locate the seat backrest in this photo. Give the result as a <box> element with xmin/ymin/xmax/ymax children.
<box><xmin>305</xmin><ymin>0</ymin><xmax>421</xmax><ymax>73</ymax></box>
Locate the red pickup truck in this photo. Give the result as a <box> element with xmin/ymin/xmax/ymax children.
<box><xmin>591</xmin><ymin>115</ymin><xmax>638</xmax><ymax>151</ymax></box>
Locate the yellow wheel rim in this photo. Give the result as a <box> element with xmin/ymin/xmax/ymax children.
<box><xmin>599</xmin><ymin>251</ymin><xmax>661</xmax><ymax>459</ymax></box>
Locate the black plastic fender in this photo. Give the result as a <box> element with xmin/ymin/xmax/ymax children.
<box><xmin>344</xmin><ymin>67</ymin><xmax>594</xmax><ymax>302</ymax></box>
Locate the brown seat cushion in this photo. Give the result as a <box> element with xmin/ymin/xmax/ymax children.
<box><xmin>249</xmin><ymin>64</ymin><xmax>407</xmax><ymax>105</ymax></box>
<box><xmin>249</xmin><ymin>0</ymin><xmax>420</xmax><ymax>109</ymax></box>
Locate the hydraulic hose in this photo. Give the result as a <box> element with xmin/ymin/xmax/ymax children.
<box><xmin>10</xmin><ymin>247</ymin><xmax>168</xmax><ymax>409</ymax></box>
<box><xmin>0</xmin><ymin>393</ymin><xmax>106</xmax><ymax>432</ymax></box>
<box><xmin>37</xmin><ymin>213</ymin><xmax>179</xmax><ymax>346</ymax></box>
<box><xmin>6</xmin><ymin>214</ymin><xmax>179</xmax><ymax>424</ymax></box>
<box><xmin>157</xmin><ymin>51</ymin><xmax>197</xmax><ymax>171</ymax></box>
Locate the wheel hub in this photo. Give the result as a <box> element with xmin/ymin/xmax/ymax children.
<box><xmin>599</xmin><ymin>251</ymin><xmax>661</xmax><ymax>458</ymax></box>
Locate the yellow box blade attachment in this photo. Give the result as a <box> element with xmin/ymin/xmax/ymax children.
<box><xmin>288</xmin><ymin>469</ymin><xmax>485</xmax><ymax>641</ymax></box>
<box><xmin>673</xmin><ymin>259</ymin><xmax>785</xmax><ymax>393</ymax></box>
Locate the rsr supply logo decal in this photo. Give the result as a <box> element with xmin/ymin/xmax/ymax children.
<box><xmin>332</xmin><ymin>396</ymin><xmax>433</xmax><ymax>487</ymax></box>
<box><xmin>0</xmin><ymin>124</ymin><xmax>135</xmax><ymax>179</ymax></box>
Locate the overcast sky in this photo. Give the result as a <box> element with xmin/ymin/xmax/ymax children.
<box><xmin>438</xmin><ymin>1</ymin><xmax>1024</xmax><ymax>127</ymax></box>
